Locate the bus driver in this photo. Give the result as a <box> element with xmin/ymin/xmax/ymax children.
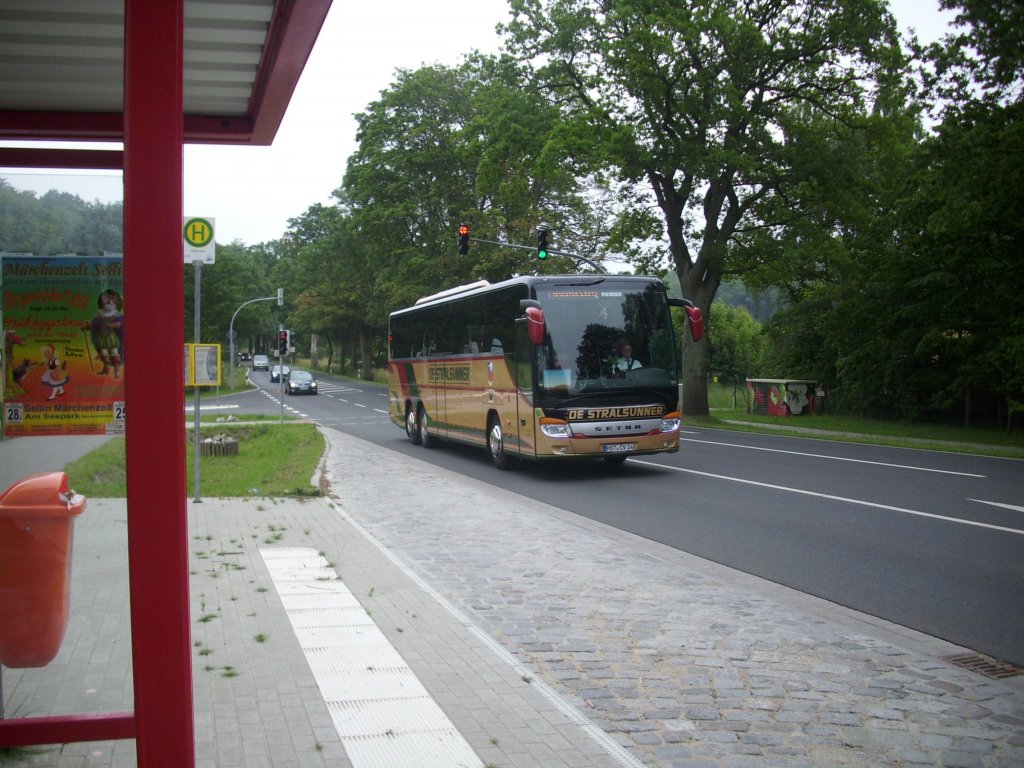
<box><xmin>615</xmin><ymin>342</ymin><xmax>643</xmax><ymax>376</ymax></box>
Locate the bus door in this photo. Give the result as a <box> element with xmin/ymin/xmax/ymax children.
<box><xmin>513</xmin><ymin>319</ymin><xmax>535</xmax><ymax>459</ymax></box>
<box><xmin>434</xmin><ymin>355</ymin><xmax>448</xmax><ymax>440</ymax></box>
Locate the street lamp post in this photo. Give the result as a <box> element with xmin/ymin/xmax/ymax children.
<box><xmin>229</xmin><ymin>289</ymin><xmax>283</xmax><ymax>389</ymax></box>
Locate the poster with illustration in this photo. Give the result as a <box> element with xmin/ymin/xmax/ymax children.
<box><xmin>2</xmin><ymin>254</ymin><xmax>125</xmax><ymax>436</ymax></box>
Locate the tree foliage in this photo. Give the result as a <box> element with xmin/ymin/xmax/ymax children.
<box><xmin>763</xmin><ymin>0</ymin><xmax>1024</xmax><ymax>428</ymax></box>
<box><xmin>340</xmin><ymin>55</ymin><xmax>601</xmax><ymax>308</ymax></box>
<box><xmin>0</xmin><ymin>180</ymin><xmax>123</xmax><ymax>254</ymax></box>
<box><xmin>502</xmin><ymin>0</ymin><xmax>909</xmax><ymax>415</ymax></box>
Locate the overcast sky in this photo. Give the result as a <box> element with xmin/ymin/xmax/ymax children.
<box><xmin>1</xmin><ymin>0</ymin><xmax>955</xmax><ymax>247</ymax></box>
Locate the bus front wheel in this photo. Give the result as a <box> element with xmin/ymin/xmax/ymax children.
<box><xmin>406</xmin><ymin>405</ymin><xmax>421</xmax><ymax>445</ymax></box>
<box><xmin>488</xmin><ymin>414</ymin><xmax>512</xmax><ymax>470</ymax></box>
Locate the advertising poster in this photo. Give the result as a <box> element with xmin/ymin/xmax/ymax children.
<box><xmin>2</xmin><ymin>254</ymin><xmax>126</xmax><ymax>436</ymax></box>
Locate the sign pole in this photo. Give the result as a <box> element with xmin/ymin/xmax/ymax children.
<box><xmin>184</xmin><ymin>216</ymin><xmax>215</xmax><ymax>502</ymax></box>
<box><xmin>193</xmin><ymin>260</ymin><xmax>202</xmax><ymax>502</ymax></box>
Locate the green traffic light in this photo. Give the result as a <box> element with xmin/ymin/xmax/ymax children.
<box><xmin>538</xmin><ymin>249</ymin><xmax>548</xmax><ymax>260</ymax></box>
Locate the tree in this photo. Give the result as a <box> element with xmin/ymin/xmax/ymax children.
<box><xmin>277</xmin><ymin>203</ymin><xmax>382</xmax><ymax>377</ymax></box>
<box><xmin>707</xmin><ymin>303</ymin><xmax>766</xmax><ymax>385</ymax></box>
<box><xmin>341</xmin><ymin>55</ymin><xmax>602</xmax><ymax>314</ymax></box>
<box><xmin>183</xmin><ymin>241</ymin><xmax>273</xmax><ymax>349</ymax></box>
<box><xmin>503</xmin><ymin>0</ymin><xmax>908</xmax><ymax>415</ymax></box>
<box><xmin>0</xmin><ymin>181</ymin><xmax>123</xmax><ymax>254</ymax></box>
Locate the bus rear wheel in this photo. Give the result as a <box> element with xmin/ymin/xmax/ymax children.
<box><xmin>417</xmin><ymin>405</ymin><xmax>435</xmax><ymax>449</ymax></box>
<box><xmin>488</xmin><ymin>414</ymin><xmax>512</xmax><ymax>470</ymax></box>
<box><xmin>406</xmin><ymin>405</ymin><xmax>420</xmax><ymax>445</ymax></box>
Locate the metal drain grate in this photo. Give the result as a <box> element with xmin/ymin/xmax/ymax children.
<box><xmin>943</xmin><ymin>653</ymin><xmax>1024</xmax><ymax>679</ymax></box>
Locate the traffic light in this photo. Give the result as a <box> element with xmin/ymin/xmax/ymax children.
<box><xmin>278</xmin><ymin>329</ymin><xmax>289</xmax><ymax>357</ymax></box>
<box><xmin>537</xmin><ymin>229</ymin><xmax>549</xmax><ymax>260</ymax></box>
<box><xmin>458</xmin><ymin>223</ymin><xmax>471</xmax><ymax>255</ymax></box>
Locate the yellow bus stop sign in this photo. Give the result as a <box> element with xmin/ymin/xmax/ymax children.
<box><xmin>184</xmin><ymin>216</ymin><xmax>216</xmax><ymax>263</ymax></box>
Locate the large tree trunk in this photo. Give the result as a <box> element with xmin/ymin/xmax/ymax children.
<box><xmin>678</xmin><ymin>265</ymin><xmax>721</xmax><ymax>418</ymax></box>
<box><xmin>359</xmin><ymin>328</ymin><xmax>372</xmax><ymax>380</ymax></box>
<box><xmin>309</xmin><ymin>333</ymin><xmax>319</xmax><ymax>368</ymax></box>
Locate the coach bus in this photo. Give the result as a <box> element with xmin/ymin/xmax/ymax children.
<box><xmin>388</xmin><ymin>275</ymin><xmax>703</xmax><ymax>469</ymax></box>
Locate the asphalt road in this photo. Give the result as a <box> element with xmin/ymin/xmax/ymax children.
<box><xmin>214</xmin><ymin>368</ymin><xmax>1024</xmax><ymax>666</ymax></box>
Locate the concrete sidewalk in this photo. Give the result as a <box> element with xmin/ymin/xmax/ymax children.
<box><xmin>1</xmin><ymin>429</ymin><xmax>1022</xmax><ymax>767</ymax></box>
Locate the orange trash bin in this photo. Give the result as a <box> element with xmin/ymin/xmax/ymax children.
<box><xmin>0</xmin><ymin>471</ymin><xmax>86</xmax><ymax>668</ymax></box>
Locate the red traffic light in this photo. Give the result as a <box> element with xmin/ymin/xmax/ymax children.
<box><xmin>458</xmin><ymin>223</ymin><xmax>471</xmax><ymax>255</ymax></box>
<box><xmin>458</xmin><ymin>224</ymin><xmax>470</xmax><ymax>237</ymax></box>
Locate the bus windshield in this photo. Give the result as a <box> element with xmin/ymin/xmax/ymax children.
<box><xmin>533</xmin><ymin>281</ymin><xmax>677</xmax><ymax>399</ymax></box>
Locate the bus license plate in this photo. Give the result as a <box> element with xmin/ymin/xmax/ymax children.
<box><xmin>602</xmin><ymin>443</ymin><xmax>636</xmax><ymax>454</ymax></box>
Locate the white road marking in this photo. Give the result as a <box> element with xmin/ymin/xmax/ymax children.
<box><xmin>680</xmin><ymin>437</ymin><xmax>984</xmax><ymax>477</ymax></box>
<box><xmin>632</xmin><ymin>460</ymin><xmax>1023</xmax><ymax>535</ymax></box>
<box><xmin>968</xmin><ymin>499</ymin><xmax>1024</xmax><ymax>514</ymax></box>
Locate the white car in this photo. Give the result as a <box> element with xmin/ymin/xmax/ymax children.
<box><xmin>252</xmin><ymin>354</ymin><xmax>269</xmax><ymax>370</ymax></box>
<box><xmin>270</xmin><ymin>365</ymin><xmax>291</xmax><ymax>383</ymax></box>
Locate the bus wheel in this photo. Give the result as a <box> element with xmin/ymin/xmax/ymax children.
<box><xmin>488</xmin><ymin>414</ymin><xmax>512</xmax><ymax>470</ymax></box>
<box><xmin>603</xmin><ymin>455</ymin><xmax>628</xmax><ymax>466</ymax></box>
<box><xmin>418</xmin><ymin>405</ymin><xmax>435</xmax><ymax>449</ymax></box>
<box><xmin>406</xmin><ymin>405</ymin><xmax>421</xmax><ymax>445</ymax></box>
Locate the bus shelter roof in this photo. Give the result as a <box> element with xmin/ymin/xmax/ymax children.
<box><xmin>0</xmin><ymin>0</ymin><xmax>331</xmax><ymax>159</ymax></box>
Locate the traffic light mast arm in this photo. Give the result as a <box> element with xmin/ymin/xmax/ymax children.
<box><xmin>466</xmin><ymin>237</ymin><xmax>606</xmax><ymax>273</ymax></box>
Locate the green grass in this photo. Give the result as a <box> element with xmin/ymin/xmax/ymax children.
<box><xmin>64</xmin><ymin>423</ymin><xmax>325</xmax><ymax>497</ymax></box>
<box><xmin>700</xmin><ymin>383</ymin><xmax>1024</xmax><ymax>458</ymax></box>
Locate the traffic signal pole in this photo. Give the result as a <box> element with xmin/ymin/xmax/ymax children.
<box><xmin>228</xmin><ymin>289</ymin><xmax>283</xmax><ymax>389</ymax></box>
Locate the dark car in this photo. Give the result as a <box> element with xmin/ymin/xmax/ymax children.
<box><xmin>270</xmin><ymin>364</ymin><xmax>291</xmax><ymax>383</ymax></box>
<box><xmin>238</xmin><ymin>351</ymin><xmax>252</xmax><ymax>362</ymax></box>
<box><xmin>285</xmin><ymin>369</ymin><xmax>317</xmax><ymax>395</ymax></box>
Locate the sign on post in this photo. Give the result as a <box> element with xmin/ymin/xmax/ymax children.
<box><xmin>185</xmin><ymin>344</ymin><xmax>221</xmax><ymax>387</ymax></box>
<box><xmin>183</xmin><ymin>217</ymin><xmax>215</xmax><ymax>264</ymax></box>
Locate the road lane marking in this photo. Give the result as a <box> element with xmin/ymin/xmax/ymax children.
<box><xmin>632</xmin><ymin>460</ymin><xmax>1023</xmax><ymax>535</ymax></box>
<box><xmin>969</xmin><ymin>499</ymin><xmax>1024</xmax><ymax>514</ymax></box>
<box><xmin>680</xmin><ymin>437</ymin><xmax>984</xmax><ymax>477</ymax></box>
<box><xmin>373</xmin><ymin>409</ymin><xmax>389</xmax><ymax>415</ymax></box>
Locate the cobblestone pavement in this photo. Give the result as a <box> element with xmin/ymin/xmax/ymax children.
<box><xmin>2</xmin><ymin>427</ymin><xmax>1022</xmax><ymax>767</ymax></box>
<box><xmin>321</xmin><ymin>428</ymin><xmax>1024</xmax><ymax>768</ymax></box>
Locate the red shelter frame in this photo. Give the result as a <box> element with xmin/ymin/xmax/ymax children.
<box><xmin>0</xmin><ymin>1</ymin><xmax>330</xmax><ymax>764</ymax></box>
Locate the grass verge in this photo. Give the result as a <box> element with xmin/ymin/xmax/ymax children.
<box><xmin>65</xmin><ymin>422</ymin><xmax>324</xmax><ymax>497</ymax></box>
<box><xmin>702</xmin><ymin>384</ymin><xmax>1024</xmax><ymax>458</ymax></box>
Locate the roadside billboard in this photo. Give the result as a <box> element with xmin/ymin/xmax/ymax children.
<box><xmin>2</xmin><ymin>254</ymin><xmax>126</xmax><ymax>436</ymax></box>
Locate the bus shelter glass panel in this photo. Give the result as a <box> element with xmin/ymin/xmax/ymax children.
<box><xmin>1</xmin><ymin>171</ymin><xmax>136</xmax><ymax>763</ymax></box>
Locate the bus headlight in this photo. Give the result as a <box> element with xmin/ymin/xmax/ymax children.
<box><xmin>540</xmin><ymin>418</ymin><xmax>570</xmax><ymax>439</ymax></box>
<box><xmin>660</xmin><ymin>411</ymin><xmax>681</xmax><ymax>434</ymax></box>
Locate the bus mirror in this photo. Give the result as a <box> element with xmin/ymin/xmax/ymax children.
<box><xmin>525</xmin><ymin>306</ymin><xmax>546</xmax><ymax>345</ymax></box>
<box><xmin>668</xmin><ymin>297</ymin><xmax>704</xmax><ymax>343</ymax></box>
<box><xmin>684</xmin><ymin>305</ymin><xmax>704</xmax><ymax>342</ymax></box>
